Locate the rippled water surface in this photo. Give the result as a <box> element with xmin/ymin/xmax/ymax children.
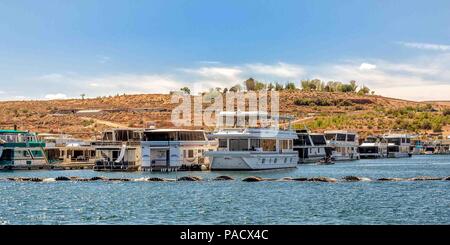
<box><xmin>1</xmin><ymin>155</ymin><xmax>449</xmax><ymax>224</ymax></box>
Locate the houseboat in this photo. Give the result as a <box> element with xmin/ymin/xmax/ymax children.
<box><xmin>140</xmin><ymin>129</ymin><xmax>212</xmax><ymax>171</ymax></box>
<box><xmin>38</xmin><ymin>133</ymin><xmax>96</xmax><ymax>168</ymax></box>
<box><xmin>411</xmin><ymin>139</ymin><xmax>425</xmax><ymax>155</ymax></box>
<box><xmin>0</xmin><ymin>129</ymin><xmax>48</xmax><ymax>170</ymax></box>
<box><xmin>38</xmin><ymin>133</ymin><xmax>84</xmax><ymax>164</ymax></box>
<box><xmin>384</xmin><ymin>134</ymin><xmax>412</xmax><ymax>158</ymax></box>
<box><xmin>93</xmin><ymin>128</ymin><xmax>143</xmax><ymax>171</ymax></box>
<box><xmin>358</xmin><ymin>136</ymin><xmax>388</xmax><ymax>159</ymax></box>
<box><xmin>206</xmin><ymin>112</ymin><xmax>298</xmax><ymax>171</ymax></box>
<box><xmin>324</xmin><ymin>130</ymin><xmax>360</xmax><ymax>161</ymax></box>
<box><xmin>293</xmin><ymin>129</ymin><xmax>329</xmax><ymax>164</ymax></box>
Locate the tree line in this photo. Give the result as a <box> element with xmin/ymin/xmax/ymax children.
<box><xmin>180</xmin><ymin>77</ymin><xmax>373</xmax><ymax>95</ymax></box>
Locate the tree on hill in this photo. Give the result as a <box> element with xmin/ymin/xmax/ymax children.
<box><xmin>255</xmin><ymin>81</ymin><xmax>266</xmax><ymax>91</ymax></box>
<box><xmin>340</xmin><ymin>84</ymin><xmax>355</xmax><ymax>93</ymax></box>
<box><xmin>180</xmin><ymin>87</ymin><xmax>191</xmax><ymax>94</ymax></box>
<box><xmin>349</xmin><ymin>80</ymin><xmax>358</xmax><ymax>92</ymax></box>
<box><xmin>285</xmin><ymin>82</ymin><xmax>296</xmax><ymax>90</ymax></box>
<box><xmin>244</xmin><ymin>78</ymin><xmax>256</xmax><ymax>91</ymax></box>
<box><xmin>358</xmin><ymin>86</ymin><xmax>370</xmax><ymax>95</ymax></box>
<box><xmin>229</xmin><ymin>84</ymin><xmax>242</xmax><ymax>92</ymax></box>
<box><xmin>275</xmin><ymin>82</ymin><xmax>284</xmax><ymax>91</ymax></box>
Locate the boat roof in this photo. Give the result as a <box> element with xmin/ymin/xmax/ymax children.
<box><xmin>103</xmin><ymin>128</ymin><xmax>143</xmax><ymax>132</ymax></box>
<box><xmin>324</xmin><ymin>130</ymin><xmax>357</xmax><ymax>135</ymax></box>
<box><xmin>218</xmin><ymin>111</ymin><xmax>294</xmax><ymax>120</ymax></box>
<box><xmin>0</xmin><ymin>129</ymin><xmax>30</xmax><ymax>134</ymax></box>
<box><xmin>384</xmin><ymin>134</ymin><xmax>411</xmax><ymax>138</ymax></box>
<box><xmin>143</xmin><ymin>128</ymin><xmax>206</xmax><ymax>133</ymax></box>
<box><xmin>211</xmin><ymin>128</ymin><xmax>298</xmax><ymax>139</ymax></box>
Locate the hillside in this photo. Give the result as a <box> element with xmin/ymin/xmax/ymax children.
<box><xmin>0</xmin><ymin>91</ymin><xmax>449</xmax><ymax>139</ymax></box>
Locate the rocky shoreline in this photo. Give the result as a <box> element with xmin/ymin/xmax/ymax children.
<box><xmin>1</xmin><ymin>175</ymin><xmax>449</xmax><ymax>183</ymax></box>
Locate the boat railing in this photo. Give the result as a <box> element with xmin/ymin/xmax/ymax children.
<box><xmin>91</xmin><ymin>141</ymin><xmax>140</xmax><ymax>147</ymax></box>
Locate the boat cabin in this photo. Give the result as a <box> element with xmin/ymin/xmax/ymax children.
<box><xmin>140</xmin><ymin>129</ymin><xmax>211</xmax><ymax>171</ymax></box>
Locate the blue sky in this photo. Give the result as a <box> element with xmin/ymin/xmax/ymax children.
<box><xmin>0</xmin><ymin>0</ymin><xmax>449</xmax><ymax>101</ymax></box>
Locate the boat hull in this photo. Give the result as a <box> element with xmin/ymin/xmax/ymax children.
<box><xmin>331</xmin><ymin>152</ymin><xmax>360</xmax><ymax>161</ymax></box>
<box><xmin>208</xmin><ymin>152</ymin><xmax>298</xmax><ymax>171</ymax></box>
<box><xmin>387</xmin><ymin>152</ymin><xmax>411</xmax><ymax>158</ymax></box>
<box><xmin>360</xmin><ymin>153</ymin><xmax>387</xmax><ymax>159</ymax></box>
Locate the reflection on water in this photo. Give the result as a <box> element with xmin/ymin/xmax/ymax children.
<box><xmin>0</xmin><ymin>155</ymin><xmax>449</xmax><ymax>224</ymax></box>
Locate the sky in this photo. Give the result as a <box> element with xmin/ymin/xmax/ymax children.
<box><xmin>0</xmin><ymin>0</ymin><xmax>449</xmax><ymax>101</ymax></box>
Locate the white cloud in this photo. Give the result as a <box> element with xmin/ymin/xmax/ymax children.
<box><xmin>24</xmin><ymin>56</ymin><xmax>450</xmax><ymax>101</ymax></box>
<box><xmin>45</xmin><ymin>93</ymin><xmax>67</xmax><ymax>100</ymax></box>
<box><xmin>397</xmin><ymin>41</ymin><xmax>450</xmax><ymax>51</ymax></box>
<box><xmin>309</xmin><ymin>53</ymin><xmax>450</xmax><ymax>101</ymax></box>
<box><xmin>246</xmin><ymin>62</ymin><xmax>305</xmax><ymax>78</ymax></box>
<box><xmin>359</xmin><ymin>63</ymin><xmax>376</xmax><ymax>71</ymax></box>
<box><xmin>83</xmin><ymin>74</ymin><xmax>188</xmax><ymax>95</ymax></box>
<box><xmin>182</xmin><ymin>66</ymin><xmax>242</xmax><ymax>81</ymax></box>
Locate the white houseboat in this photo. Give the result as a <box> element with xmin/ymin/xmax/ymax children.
<box><xmin>293</xmin><ymin>129</ymin><xmax>328</xmax><ymax>164</ymax></box>
<box><xmin>324</xmin><ymin>130</ymin><xmax>360</xmax><ymax>161</ymax></box>
<box><xmin>384</xmin><ymin>134</ymin><xmax>412</xmax><ymax>158</ymax></box>
<box><xmin>358</xmin><ymin>136</ymin><xmax>388</xmax><ymax>159</ymax></box>
<box><xmin>140</xmin><ymin>129</ymin><xmax>212</xmax><ymax>171</ymax></box>
<box><xmin>206</xmin><ymin>112</ymin><xmax>298</xmax><ymax>171</ymax></box>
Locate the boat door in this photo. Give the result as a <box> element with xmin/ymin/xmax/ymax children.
<box><xmin>166</xmin><ymin>149</ymin><xmax>170</xmax><ymax>167</ymax></box>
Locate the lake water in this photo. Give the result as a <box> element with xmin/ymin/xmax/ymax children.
<box><xmin>1</xmin><ymin>155</ymin><xmax>449</xmax><ymax>224</ymax></box>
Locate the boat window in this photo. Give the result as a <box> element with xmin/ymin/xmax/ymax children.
<box><xmin>143</xmin><ymin>132</ymin><xmax>171</xmax><ymax>141</ymax></box>
<box><xmin>359</xmin><ymin>147</ymin><xmax>378</xmax><ymax>153</ymax></box>
<box><xmin>218</xmin><ymin>139</ymin><xmax>228</xmax><ymax>148</ymax></box>
<box><xmin>261</xmin><ymin>139</ymin><xmax>276</xmax><ymax>151</ymax></box>
<box><xmin>294</xmin><ymin>134</ymin><xmax>311</xmax><ymax>146</ymax></box>
<box><xmin>114</xmin><ymin>130</ymin><xmax>137</xmax><ymax>141</ymax></box>
<box><xmin>365</xmin><ymin>137</ymin><xmax>377</xmax><ymax>143</ymax></box>
<box><xmin>102</xmin><ymin>132</ymin><xmax>113</xmax><ymax>141</ymax></box>
<box><xmin>388</xmin><ymin>145</ymin><xmax>399</xmax><ymax>152</ymax></box>
<box><xmin>229</xmin><ymin>139</ymin><xmax>249</xmax><ymax>151</ymax></box>
<box><xmin>133</xmin><ymin>132</ymin><xmax>142</xmax><ymax>140</ymax></box>
<box><xmin>406</xmin><ymin>138</ymin><xmax>410</xmax><ymax>144</ymax></box>
<box><xmin>337</xmin><ymin>134</ymin><xmax>346</xmax><ymax>141</ymax></box>
<box><xmin>325</xmin><ymin>134</ymin><xmax>336</xmax><ymax>141</ymax></box>
<box><xmin>179</xmin><ymin>132</ymin><xmax>205</xmax><ymax>141</ymax></box>
<box><xmin>311</xmin><ymin>135</ymin><xmax>327</xmax><ymax>145</ymax></box>
<box><xmin>31</xmin><ymin>150</ymin><xmax>43</xmax><ymax>158</ymax></box>
<box><xmin>281</xmin><ymin>140</ymin><xmax>290</xmax><ymax>150</ymax></box>
<box><xmin>347</xmin><ymin>134</ymin><xmax>356</xmax><ymax>142</ymax></box>
<box><xmin>22</xmin><ymin>151</ymin><xmax>30</xmax><ymax>158</ymax></box>
<box><xmin>0</xmin><ymin>149</ymin><xmax>13</xmax><ymax>161</ymax></box>
<box><xmin>250</xmin><ymin>139</ymin><xmax>260</xmax><ymax>150</ymax></box>
<box><xmin>188</xmin><ymin>150</ymin><xmax>194</xmax><ymax>158</ymax></box>
<box><xmin>387</xmin><ymin>138</ymin><xmax>401</xmax><ymax>145</ymax></box>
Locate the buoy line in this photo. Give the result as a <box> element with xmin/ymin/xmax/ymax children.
<box><xmin>0</xmin><ymin>175</ymin><xmax>449</xmax><ymax>183</ymax></box>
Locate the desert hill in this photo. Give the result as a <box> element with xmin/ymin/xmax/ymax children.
<box><xmin>0</xmin><ymin>91</ymin><xmax>449</xmax><ymax>139</ymax></box>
